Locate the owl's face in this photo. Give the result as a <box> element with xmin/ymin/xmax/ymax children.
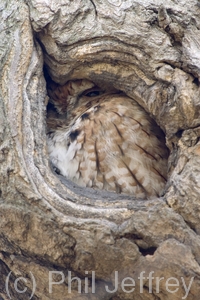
<box><xmin>46</xmin><ymin>79</ymin><xmax>119</xmax><ymax>131</ymax></box>
<box><xmin>47</xmin><ymin>79</ymin><xmax>104</xmax><ymax>118</ymax></box>
<box><xmin>47</xmin><ymin>78</ymin><xmax>169</xmax><ymax>199</ymax></box>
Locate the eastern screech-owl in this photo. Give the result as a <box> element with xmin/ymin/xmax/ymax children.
<box><xmin>47</xmin><ymin>79</ymin><xmax>169</xmax><ymax>199</ymax></box>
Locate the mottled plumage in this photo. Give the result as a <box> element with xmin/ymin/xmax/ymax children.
<box><xmin>47</xmin><ymin>79</ymin><xmax>169</xmax><ymax>199</ymax></box>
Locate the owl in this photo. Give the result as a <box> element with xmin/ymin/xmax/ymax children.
<box><xmin>46</xmin><ymin>79</ymin><xmax>169</xmax><ymax>199</ymax></box>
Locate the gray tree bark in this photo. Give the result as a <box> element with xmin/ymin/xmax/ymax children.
<box><xmin>1</xmin><ymin>0</ymin><xmax>200</xmax><ymax>299</ymax></box>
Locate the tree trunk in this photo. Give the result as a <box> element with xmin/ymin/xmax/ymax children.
<box><xmin>1</xmin><ymin>0</ymin><xmax>200</xmax><ymax>299</ymax></box>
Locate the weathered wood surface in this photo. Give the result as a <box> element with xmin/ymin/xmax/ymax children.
<box><xmin>0</xmin><ymin>0</ymin><xmax>200</xmax><ymax>298</ymax></box>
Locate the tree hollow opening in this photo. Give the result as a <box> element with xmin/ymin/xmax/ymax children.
<box><xmin>44</xmin><ymin>69</ymin><xmax>169</xmax><ymax>202</ymax></box>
